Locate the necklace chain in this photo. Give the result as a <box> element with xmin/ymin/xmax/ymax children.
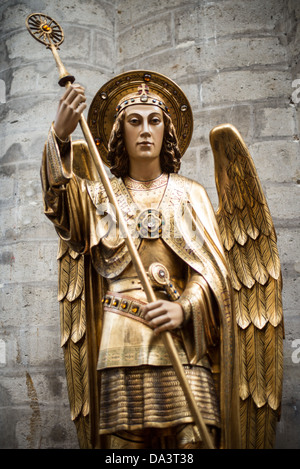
<box><xmin>124</xmin><ymin>173</ymin><xmax>168</xmax><ymax>191</ymax></box>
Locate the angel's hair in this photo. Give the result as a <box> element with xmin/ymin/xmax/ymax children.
<box><xmin>107</xmin><ymin>110</ymin><xmax>182</xmax><ymax>178</ymax></box>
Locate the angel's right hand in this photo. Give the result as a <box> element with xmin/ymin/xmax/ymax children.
<box><xmin>53</xmin><ymin>84</ymin><xmax>87</xmax><ymax>141</ymax></box>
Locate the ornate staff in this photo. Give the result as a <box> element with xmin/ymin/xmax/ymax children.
<box><xmin>26</xmin><ymin>13</ymin><xmax>214</xmax><ymax>449</ymax></box>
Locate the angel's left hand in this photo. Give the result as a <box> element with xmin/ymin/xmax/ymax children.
<box><xmin>143</xmin><ymin>300</ymin><xmax>184</xmax><ymax>335</ymax></box>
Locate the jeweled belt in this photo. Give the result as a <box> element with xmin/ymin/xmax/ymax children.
<box><xmin>102</xmin><ymin>291</ymin><xmax>182</xmax><ymax>337</ymax></box>
<box><xmin>102</xmin><ymin>291</ymin><xmax>148</xmax><ymax>325</ymax></box>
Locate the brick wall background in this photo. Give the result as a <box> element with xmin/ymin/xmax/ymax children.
<box><xmin>0</xmin><ymin>0</ymin><xmax>299</xmax><ymax>449</ymax></box>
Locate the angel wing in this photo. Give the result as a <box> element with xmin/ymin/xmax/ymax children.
<box><xmin>57</xmin><ymin>141</ymin><xmax>103</xmax><ymax>449</ymax></box>
<box><xmin>210</xmin><ymin>124</ymin><xmax>283</xmax><ymax>449</ymax></box>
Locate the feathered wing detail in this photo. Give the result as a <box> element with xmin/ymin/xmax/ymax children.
<box><xmin>57</xmin><ymin>141</ymin><xmax>103</xmax><ymax>448</ymax></box>
<box><xmin>210</xmin><ymin>124</ymin><xmax>283</xmax><ymax>449</ymax></box>
<box><xmin>58</xmin><ymin>241</ymin><xmax>91</xmax><ymax>447</ymax></box>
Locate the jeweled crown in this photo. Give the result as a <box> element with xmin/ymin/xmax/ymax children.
<box><xmin>115</xmin><ymin>83</ymin><xmax>170</xmax><ymax>116</ymax></box>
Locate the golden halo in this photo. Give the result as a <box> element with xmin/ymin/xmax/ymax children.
<box><xmin>87</xmin><ymin>70</ymin><xmax>193</xmax><ymax>167</ymax></box>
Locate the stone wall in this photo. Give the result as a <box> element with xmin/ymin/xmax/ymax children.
<box><xmin>0</xmin><ymin>0</ymin><xmax>299</xmax><ymax>449</ymax></box>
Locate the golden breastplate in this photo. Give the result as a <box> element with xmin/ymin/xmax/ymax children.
<box><xmin>106</xmin><ymin>173</ymin><xmax>187</xmax><ymax>301</ymax></box>
<box><xmin>98</xmin><ymin>174</ymin><xmax>189</xmax><ymax>370</ymax></box>
<box><xmin>107</xmin><ymin>238</ymin><xmax>187</xmax><ymax>301</ymax></box>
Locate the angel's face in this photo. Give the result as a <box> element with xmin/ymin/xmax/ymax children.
<box><xmin>123</xmin><ymin>104</ymin><xmax>164</xmax><ymax>165</ymax></box>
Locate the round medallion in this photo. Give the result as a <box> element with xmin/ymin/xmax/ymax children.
<box><xmin>148</xmin><ymin>263</ymin><xmax>170</xmax><ymax>286</ymax></box>
<box><xmin>136</xmin><ymin>209</ymin><xmax>165</xmax><ymax>239</ymax></box>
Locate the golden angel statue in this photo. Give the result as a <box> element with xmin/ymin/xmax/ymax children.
<box><xmin>41</xmin><ymin>70</ymin><xmax>283</xmax><ymax>449</ymax></box>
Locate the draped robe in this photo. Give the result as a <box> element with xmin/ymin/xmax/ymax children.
<box><xmin>41</xmin><ymin>126</ymin><xmax>241</xmax><ymax>448</ymax></box>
